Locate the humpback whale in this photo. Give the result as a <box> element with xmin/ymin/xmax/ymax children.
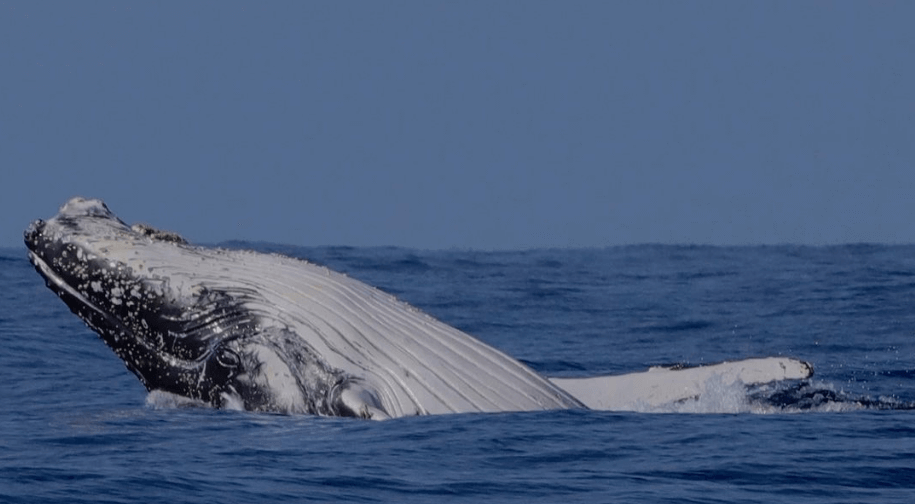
<box><xmin>24</xmin><ymin>198</ymin><xmax>812</xmax><ymax>418</ymax></box>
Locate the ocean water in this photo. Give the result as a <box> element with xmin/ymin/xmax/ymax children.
<box><xmin>2</xmin><ymin>243</ymin><xmax>915</xmax><ymax>503</ymax></box>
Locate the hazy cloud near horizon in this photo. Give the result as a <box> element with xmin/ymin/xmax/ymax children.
<box><xmin>2</xmin><ymin>2</ymin><xmax>913</xmax><ymax>249</ymax></box>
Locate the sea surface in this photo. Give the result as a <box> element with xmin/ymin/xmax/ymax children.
<box><xmin>2</xmin><ymin>243</ymin><xmax>915</xmax><ymax>503</ymax></box>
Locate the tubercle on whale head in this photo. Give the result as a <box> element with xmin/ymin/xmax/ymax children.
<box><xmin>25</xmin><ymin>197</ymin><xmax>186</xmax><ymax>253</ymax></box>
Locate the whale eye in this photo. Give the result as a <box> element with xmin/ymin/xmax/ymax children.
<box><xmin>216</xmin><ymin>348</ymin><xmax>240</xmax><ymax>369</ymax></box>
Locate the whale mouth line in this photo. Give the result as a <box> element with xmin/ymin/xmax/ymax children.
<box><xmin>28</xmin><ymin>250</ymin><xmax>110</xmax><ymax>322</ymax></box>
<box><xmin>28</xmin><ymin>248</ymin><xmax>203</xmax><ymax>374</ymax></box>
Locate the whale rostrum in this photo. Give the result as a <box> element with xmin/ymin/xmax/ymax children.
<box><xmin>24</xmin><ymin>197</ymin><xmax>812</xmax><ymax>418</ymax></box>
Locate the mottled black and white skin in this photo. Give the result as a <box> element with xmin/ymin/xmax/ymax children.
<box><xmin>24</xmin><ymin>198</ymin><xmax>812</xmax><ymax>419</ymax></box>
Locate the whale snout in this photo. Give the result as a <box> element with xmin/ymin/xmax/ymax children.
<box><xmin>23</xmin><ymin>219</ymin><xmax>45</xmax><ymax>249</ymax></box>
<box><xmin>24</xmin><ymin>218</ymin><xmax>62</xmax><ymax>263</ymax></box>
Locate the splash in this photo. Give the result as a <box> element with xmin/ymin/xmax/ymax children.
<box><xmin>648</xmin><ymin>374</ymin><xmax>753</xmax><ymax>413</ymax></box>
<box><xmin>748</xmin><ymin>380</ymin><xmax>915</xmax><ymax>413</ymax></box>
<box><xmin>618</xmin><ymin>376</ymin><xmax>915</xmax><ymax>414</ymax></box>
<box><xmin>145</xmin><ymin>390</ymin><xmax>210</xmax><ymax>410</ymax></box>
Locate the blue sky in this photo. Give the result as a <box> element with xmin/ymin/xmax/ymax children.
<box><xmin>2</xmin><ymin>1</ymin><xmax>913</xmax><ymax>249</ymax></box>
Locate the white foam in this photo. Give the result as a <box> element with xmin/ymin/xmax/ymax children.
<box><xmin>647</xmin><ymin>374</ymin><xmax>752</xmax><ymax>414</ymax></box>
<box><xmin>145</xmin><ymin>390</ymin><xmax>210</xmax><ymax>410</ymax></box>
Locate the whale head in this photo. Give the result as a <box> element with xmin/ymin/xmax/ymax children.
<box><xmin>24</xmin><ymin>197</ymin><xmax>350</xmax><ymax>415</ymax></box>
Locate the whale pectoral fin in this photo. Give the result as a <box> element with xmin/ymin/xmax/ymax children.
<box><xmin>548</xmin><ymin>357</ymin><xmax>813</xmax><ymax>411</ymax></box>
<box><xmin>332</xmin><ymin>383</ymin><xmax>391</xmax><ymax>420</ymax></box>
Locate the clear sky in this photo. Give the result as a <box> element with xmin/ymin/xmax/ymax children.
<box><xmin>2</xmin><ymin>1</ymin><xmax>913</xmax><ymax>249</ymax></box>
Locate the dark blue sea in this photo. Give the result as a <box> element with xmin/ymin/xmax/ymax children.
<box><xmin>3</xmin><ymin>244</ymin><xmax>915</xmax><ymax>503</ymax></box>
